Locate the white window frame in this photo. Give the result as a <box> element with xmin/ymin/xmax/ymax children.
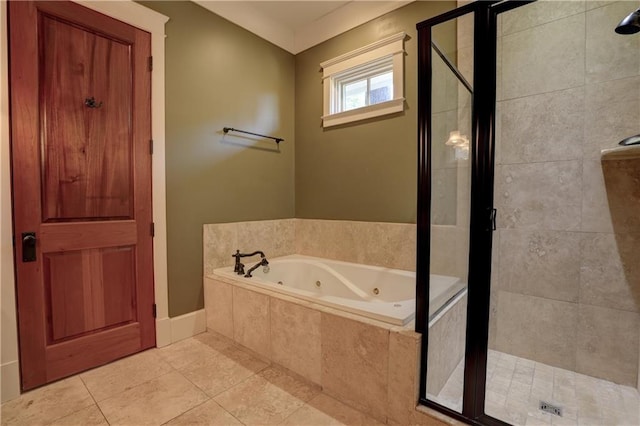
<box><xmin>321</xmin><ymin>32</ymin><xmax>406</xmax><ymax>128</ymax></box>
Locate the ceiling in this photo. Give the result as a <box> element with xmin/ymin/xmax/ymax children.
<box><xmin>194</xmin><ymin>1</ymin><xmax>413</xmax><ymax>54</ymax></box>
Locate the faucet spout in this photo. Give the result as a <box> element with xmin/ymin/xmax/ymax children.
<box><xmin>245</xmin><ymin>256</ymin><xmax>269</xmax><ymax>278</ymax></box>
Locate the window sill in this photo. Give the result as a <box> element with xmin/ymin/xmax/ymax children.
<box><xmin>321</xmin><ymin>97</ymin><xmax>405</xmax><ymax>128</ymax></box>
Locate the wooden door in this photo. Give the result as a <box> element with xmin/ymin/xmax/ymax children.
<box><xmin>8</xmin><ymin>0</ymin><xmax>155</xmax><ymax>391</ymax></box>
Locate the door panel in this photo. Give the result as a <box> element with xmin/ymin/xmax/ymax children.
<box><xmin>41</xmin><ymin>14</ymin><xmax>133</xmax><ymax>221</ymax></box>
<box><xmin>46</xmin><ymin>246</ymin><xmax>135</xmax><ymax>342</ymax></box>
<box><xmin>9</xmin><ymin>0</ymin><xmax>154</xmax><ymax>391</ymax></box>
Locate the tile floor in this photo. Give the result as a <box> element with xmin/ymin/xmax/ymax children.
<box><xmin>1</xmin><ymin>332</ymin><xmax>383</xmax><ymax>426</ymax></box>
<box><xmin>429</xmin><ymin>350</ymin><xmax>640</xmax><ymax>426</ymax></box>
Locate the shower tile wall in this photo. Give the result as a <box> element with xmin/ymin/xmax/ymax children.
<box><xmin>490</xmin><ymin>0</ymin><xmax>640</xmax><ymax>388</ymax></box>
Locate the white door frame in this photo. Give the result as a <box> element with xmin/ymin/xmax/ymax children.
<box><xmin>0</xmin><ymin>0</ymin><xmax>170</xmax><ymax>402</ymax></box>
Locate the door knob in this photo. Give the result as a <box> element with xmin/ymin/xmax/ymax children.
<box><xmin>22</xmin><ymin>232</ymin><xmax>36</xmax><ymax>262</ymax></box>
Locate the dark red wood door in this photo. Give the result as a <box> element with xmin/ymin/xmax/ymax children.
<box><xmin>9</xmin><ymin>0</ymin><xmax>155</xmax><ymax>390</ymax></box>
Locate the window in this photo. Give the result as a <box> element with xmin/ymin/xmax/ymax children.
<box><xmin>321</xmin><ymin>32</ymin><xmax>405</xmax><ymax>128</ymax></box>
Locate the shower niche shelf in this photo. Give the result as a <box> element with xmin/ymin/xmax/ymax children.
<box><xmin>601</xmin><ymin>145</ymin><xmax>640</xmax><ymax>161</ymax></box>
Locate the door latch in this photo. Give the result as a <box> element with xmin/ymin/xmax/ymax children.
<box><xmin>22</xmin><ymin>232</ymin><xmax>36</xmax><ymax>262</ymax></box>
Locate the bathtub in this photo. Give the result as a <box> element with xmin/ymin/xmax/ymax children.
<box><xmin>212</xmin><ymin>254</ymin><xmax>466</xmax><ymax>326</ymax></box>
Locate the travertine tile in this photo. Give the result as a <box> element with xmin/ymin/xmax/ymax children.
<box><xmin>388</xmin><ymin>330</ymin><xmax>421</xmax><ymax>424</ymax></box>
<box><xmin>586</xmin><ymin>1</ymin><xmax>640</xmax><ymax>83</ymax></box>
<box><xmin>502</xmin><ymin>13</ymin><xmax>585</xmax><ymax>99</ymax></box>
<box><xmin>584</xmin><ymin>76</ymin><xmax>640</xmax><ymax>159</ymax></box>
<box><xmin>203</xmin><ymin>222</ymin><xmax>238</xmax><ymax>276</ymax></box>
<box><xmin>204</xmin><ymin>278</ymin><xmax>234</xmax><ymax>339</ymax></box>
<box><xmin>236</xmin><ymin>219</ymin><xmax>295</xmax><ymax>263</ymax></box>
<box><xmin>49</xmin><ymin>405</ymin><xmax>108</xmax><ymax>426</ymax></box>
<box><xmin>158</xmin><ymin>332</ymin><xmax>230</xmax><ymax>370</ymax></box>
<box><xmin>501</xmin><ymin>0</ymin><xmax>585</xmax><ymax>35</ymax></box>
<box><xmin>430</xmin><ymin>226</ymin><xmax>459</xmax><ymax>277</ymax></box>
<box><xmin>178</xmin><ymin>344</ymin><xmax>268</xmax><ymax>397</ymax></box>
<box><xmin>321</xmin><ymin>312</ymin><xmax>389</xmax><ymax>422</ymax></box>
<box><xmin>295</xmin><ymin>219</ymin><xmax>355</xmax><ymax>263</ymax></box>
<box><xmin>232</xmin><ymin>287</ymin><xmax>270</xmax><ymax>358</ymax></box>
<box><xmin>431</xmin><ymin>110</ymin><xmax>460</xmax><ymax>170</ymax></box>
<box><xmin>273</xmin><ymin>219</ymin><xmax>296</xmax><ymax>257</ymax></box>
<box><xmin>432</xmin><ymin>168</ymin><xmax>458</xmax><ymax>226</ymax></box>
<box><xmin>282</xmin><ymin>393</ymin><xmax>385</xmax><ymax>426</ymax></box>
<box><xmin>581</xmin><ymin>160</ymin><xmax>614</xmax><ymax>233</ymax></box>
<box><xmin>576</xmin><ymin>304</ymin><xmax>640</xmax><ymax>386</ymax></box>
<box><xmin>294</xmin><ymin>219</ymin><xmax>416</xmax><ymax>271</ymax></box>
<box><xmin>456</xmin><ymin>161</ymin><xmax>471</xmax><ymax>230</ymax></box>
<box><xmin>500</xmin><ymin>87</ymin><xmax>584</xmax><ymax>164</ymax></box>
<box><xmin>80</xmin><ymin>350</ymin><xmax>173</xmax><ymax>401</ymax></box>
<box><xmin>270</xmin><ymin>298</ymin><xmax>321</xmax><ymax>384</ymax></box>
<box><xmin>214</xmin><ymin>367</ymin><xmax>319</xmax><ymax>425</ymax></box>
<box><xmin>0</xmin><ymin>377</ymin><xmax>93</xmax><ymax>426</ymax></box>
<box><xmin>164</xmin><ymin>399</ymin><xmax>242</xmax><ymax>425</ymax></box>
<box><xmin>432</xmin><ymin>51</ymin><xmax>460</xmax><ymax>114</ymax></box>
<box><xmin>498</xmin><ymin>229</ymin><xmax>581</xmax><ymax>302</ymax></box>
<box><xmin>427</xmin><ymin>294</ymin><xmax>467</xmax><ymax>397</ymax></box>
<box><xmin>495</xmin><ymin>161</ymin><xmax>582</xmax><ymax>231</ymax></box>
<box><xmin>351</xmin><ymin>221</ymin><xmax>416</xmax><ymax>271</ymax></box>
<box><xmin>580</xmin><ymin>233</ymin><xmax>640</xmax><ymax>312</ymax></box>
<box><xmin>495</xmin><ymin>292</ymin><xmax>577</xmax><ymax>371</ymax></box>
<box><xmin>97</xmin><ymin>371</ymin><xmax>208</xmax><ymax>426</ymax></box>
<box><xmin>602</xmin><ymin>159</ymin><xmax>640</xmax><ymax>234</ymax></box>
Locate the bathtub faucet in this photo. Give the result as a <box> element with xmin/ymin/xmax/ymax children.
<box><xmin>245</xmin><ymin>256</ymin><xmax>269</xmax><ymax>278</ymax></box>
<box><xmin>232</xmin><ymin>250</ymin><xmax>267</xmax><ymax>276</ymax></box>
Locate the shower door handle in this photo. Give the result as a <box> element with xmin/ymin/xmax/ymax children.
<box><xmin>489</xmin><ymin>208</ymin><xmax>497</xmax><ymax>231</ymax></box>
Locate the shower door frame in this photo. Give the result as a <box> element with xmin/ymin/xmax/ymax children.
<box><xmin>415</xmin><ymin>1</ymin><xmax>533</xmax><ymax>424</ymax></box>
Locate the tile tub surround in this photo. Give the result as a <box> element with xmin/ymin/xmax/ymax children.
<box><xmin>203</xmin><ymin>219</ymin><xmax>418</xmax><ymax>274</ymax></box>
<box><xmin>204</xmin><ymin>275</ymin><xmax>455</xmax><ymax>425</ymax></box>
<box><xmin>204</xmin><ymin>218</ymin><xmax>460</xmax><ymax>279</ymax></box>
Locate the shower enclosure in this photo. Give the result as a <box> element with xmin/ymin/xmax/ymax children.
<box><xmin>416</xmin><ymin>1</ymin><xmax>640</xmax><ymax>425</ymax></box>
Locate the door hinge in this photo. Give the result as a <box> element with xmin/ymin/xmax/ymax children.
<box><xmin>148</xmin><ymin>56</ymin><xmax>153</xmax><ymax>72</ymax></box>
<box><xmin>152</xmin><ymin>303</ymin><xmax>157</xmax><ymax>318</ymax></box>
<box><xmin>149</xmin><ymin>139</ymin><xmax>153</xmax><ymax>155</ymax></box>
<box><xmin>151</xmin><ymin>222</ymin><xmax>155</xmax><ymax>237</ymax></box>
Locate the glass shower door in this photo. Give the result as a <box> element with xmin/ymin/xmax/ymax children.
<box><xmin>423</xmin><ymin>11</ymin><xmax>474</xmax><ymax>415</ymax></box>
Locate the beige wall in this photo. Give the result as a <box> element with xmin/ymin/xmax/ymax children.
<box><xmin>294</xmin><ymin>1</ymin><xmax>455</xmax><ymax>224</ymax></box>
<box><xmin>490</xmin><ymin>1</ymin><xmax>640</xmax><ymax>386</ymax></box>
<box><xmin>139</xmin><ymin>1</ymin><xmax>296</xmax><ymax>316</ymax></box>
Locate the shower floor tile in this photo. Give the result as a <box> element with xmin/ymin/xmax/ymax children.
<box><xmin>428</xmin><ymin>350</ymin><xmax>640</xmax><ymax>426</ymax></box>
<box><xmin>1</xmin><ymin>332</ymin><xmax>380</xmax><ymax>426</ymax></box>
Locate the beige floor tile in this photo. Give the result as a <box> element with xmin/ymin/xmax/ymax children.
<box><xmin>214</xmin><ymin>367</ymin><xmax>320</xmax><ymax>425</ymax></box>
<box><xmin>98</xmin><ymin>371</ymin><xmax>208</xmax><ymax>426</ymax></box>
<box><xmin>157</xmin><ymin>335</ymin><xmax>228</xmax><ymax>370</ymax></box>
<box><xmin>193</xmin><ymin>331</ymin><xmax>233</xmax><ymax>352</ymax></box>
<box><xmin>49</xmin><ymin>405</ymin><xmax>108</xmax><ymax>426</ymax></box>
<box><xmin>180</xmin><ymin>345</ymin><xmax>269</xmax><ymax>397</ymax></box>
<box><xmin>80</xmin><ymin>349</ymin><xmax>173</xmax><ymax>401</ymax></box>
<box><xmin>1</xmin><ymin>377</ymin><xmax>94</xmax><ymax>426</ymax></box>
<box><xmin>281</xmin><ymin>393</ymin><xmax>385</xmax><ymax>426</ymax></box>
<box><xmin>164</xmin><ymin>399</ymin><xmax>242</xmax><ymax>425</ymax></box>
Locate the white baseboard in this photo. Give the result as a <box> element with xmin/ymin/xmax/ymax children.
<box><xmin>1</xmin><ymin>360</ymin><xmax>20</xmax><ymax>403</ymax></box>
<box><xmin>170</xmin><ymin>309</ymin><xmax>206</xmax><ymax>343</ymax></box>
<box><xmin>156</xmin><ymin>317</ymin><xmax>172</xmax><ymax>348</ymax></box>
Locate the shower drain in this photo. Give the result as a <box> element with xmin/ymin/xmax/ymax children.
<box><xmin>539</xmin><ymin>401</ymin><xmax>563</xmax><ymax>417</ymax></box>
